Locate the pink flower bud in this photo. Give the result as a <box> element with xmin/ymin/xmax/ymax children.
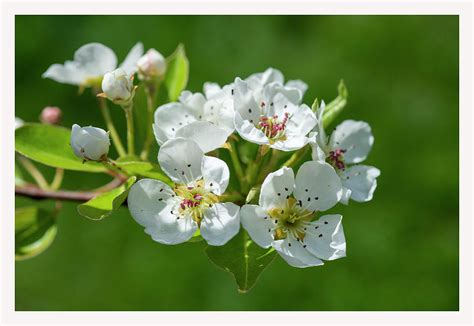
<box><xmin>40</xmin><ymin>106</ymin><xmax>62</xmax><ymax>125</ymax></box>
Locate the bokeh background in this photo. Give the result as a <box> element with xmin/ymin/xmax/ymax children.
<box><xmin>15</xmin><ymin>15</ymin><xmax>459</xmax><ymax>310</ymax></box>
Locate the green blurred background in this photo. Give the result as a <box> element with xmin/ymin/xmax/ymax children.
<box><xmin>15</xmin><ymin>15</ymin><xmax>459</xmax><ymax>310</ymax></box>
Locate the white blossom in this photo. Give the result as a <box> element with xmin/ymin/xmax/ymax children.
<box><xmin>101</xmin><ymin>68</ymin><xmax>135</xmax><ymax>105</ymax></box>
<box><xmin>70</xmin><ymin>124</ymin><xmax>110</xmax><ymax>161</ymax></box>
<box><xmin>310</xmin><ymin>102</ymin><xmax>380</xmax><ymax>203</ymax></box>
<box><xmin>233</xmin><ymin>77</ymin><xmax>316</xmax><ymax>151</ymax></box>
<box><xmin>127</xmin><ymin>138</ymin><xmax>240</xmax><ymax>246</ymax></box>
<box><xmin>136</xmin><ymin>48</ymin><xmax>167</xmax><ymax>81</ymax></box>
<box><xmin>42</xmin><ymin>42</ymin><xmax>143</xmax><ymax>88</ymax></box>
<box><xmin>153</xmin><ymin>85</ymin><xmax>234</xmax><ymax>153</ymax></box>
<box><xmin>241</xmin><ymin>163</ymin><xmax>345</xmax><ymax>268</ymax></box>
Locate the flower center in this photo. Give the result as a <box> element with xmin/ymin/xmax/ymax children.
<box><xmin>268</xmin><ymin>197</ymin><xmax>314</xmax><ymax>241</ymax></box>
<box><xmin>174</xmin><ymin>180</ymin><xmax>219</xmax><ymax>224</ymax></box>
<box><xmin>258</xmin><ymin>112</ymin><xmax>289</xmax><ymax>142</ymax></box>
<box><xmin>327</xmin><ymin>148</ymin><xmax>346</xmax><ymax>171</ymax></box>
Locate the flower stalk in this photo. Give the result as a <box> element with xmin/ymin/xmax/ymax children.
<box><xmin>97</xmin><ymin>96</ymin><xmax>126</xmax><ymax>157</ymax></box>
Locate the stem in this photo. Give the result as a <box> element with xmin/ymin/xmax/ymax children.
<box><xmin>16</xmin><ymin>178</ymin><xmax>126</xmax><ymax>203</ymax></box>
<box><xmin>228</xmin><ymin>140</ymin><xmax>245</xmax><ymax>183</ymax></box>
<box><xmin>123</xmin><ymin>104</ymin><xmax>135</xmax><ymax>156</ymax></box>
<box><xmin>17</xmin><ymin>156</ymin><xmax>49</xmax><ymax>190</ymax></box>
<box><xmin>50</xmin><ymin>168</ymin><xmax>64</xmax><ymax>191</ymax></box>
<box><xmin>245</xmin><ymin>146</ymin><xmax>268</xmax><ymax>192</ymax></box>
<box><xmin>220</xmin><ymin>192</ymin><xmax>245</xmax><ymax>203</ymax></box>
<box><xmin>97</xmin><ymin>97</ymin><xmax>126</xmax><ymax>157</ymax></box>
<box><xmin>257</xmin><ymin>149</ymin><xmax>281</xmax><ymax>183</ymax></box>
<box><xmin>281</xmin><ymin>146</ymin><xmax>310</xmax><ymax>168</ymax></box>
<box><xmin>102</xmin><ymin>158</ymin><xmax>128</xmax><ymax>180</ymax></box>
<box><xmin>140</xmin><ymin>85</ymin><xmax>157</xmax><ymax>160</ymax></box>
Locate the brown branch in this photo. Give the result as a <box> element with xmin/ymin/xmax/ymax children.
<box><xmin>15</xmin><ymin>178</ymin><xmax>126</xmax><ymax>202</ymax></box>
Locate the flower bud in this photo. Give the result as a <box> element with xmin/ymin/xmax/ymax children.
<box><xmin>137</xmin><ymin>49</ymin><xmax>167</xmax><ymax>81</ymax></box>
<box><xmin>40</xmin><ymin>106</ymin><xmax>62</xmax><ymax>125</ymax></box>
<box><xmin>71</xmin><ymin>124</ymin><xmax>110</xmax><ymax>161</ymax></box>
<box><xmin>101</xmin><ymin>68</ymin><xmax>134</xmax><ymax>104</ymax></box>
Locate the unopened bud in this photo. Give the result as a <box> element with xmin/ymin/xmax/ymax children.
<box><xmin>40</xmin><ymin>106</ymin><xmax>62</xmax><ymax>125</ymax></box>
<box><xmin>101</xmin><ymin>68</ymin><xmax>135</xmax><ymax>105</ymax></box>
<box><xmin>137</xmin><ymin>49</ymin><xmax>167</xmax><ymax>81</ymax></box>
<box><xmin>71</xmin><ymin>124</ymin><xmax>110</xmax><ymax>161</ymax></box>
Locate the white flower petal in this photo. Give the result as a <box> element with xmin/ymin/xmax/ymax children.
<box><xmin>286</xmin><ymin>104</ymin><xmax>317</xmax><ymax>137</ymax></box>
<box><xmin>128</xmin><ymin>179</ymin><xmax>197</xmax><ymax>245</ymax></box>
<box><xmin>200</xmin><ymin>202</ymin><xmax>240</xmax><ymax>246</ymax></box>
<box><xmin>273</xmin><ymin>236</ymin><xmax>324</xmax><ymax>268</ymax></box>
<box><xmin>309</xmin><ymin>131</ymin><xmax>327</xmax><ymax>162</ymax></box>
<box><xmin>153</xmin><ymin>103</ymin><xmax>198</xmax><ymax>145</ymax></box>
<box><xmin>127</xmin><ymin>179</ymin><xmax>176</xmax><ymax>228</ymax></box>
<box><xmin>202</xmin><ymin>98</ymin><xmax>235</xmax><ymax>134</ymax></box>
<box><xmin>73</xmin><ymin>42</ymin><xmax>117</xmax><ymax>76</ymax></box>
<box><xmin>270</xmin><ymin>135</ymin><xmax>309</xmax><ymax>152</ymax></box>
<box><xmin>303</xmin><ymin>214</ymin><xmax>346</xmax><ymax>261</ymax></box>
<box><xmin>263</xmin><ymin>83</ymin><xmax>302</xmax><ymax>110</ymax></box>
<box><xmin>143</xmin><ymin>208</ymin><xmax>198</xmax><ymax>245</ymax></box>
<box><xmin>329</xmin><ymin>120</ymin><xmax>374</xmax><ymax>164</ymax></box>
<box><xmin>201</xmin><ymin>156</ymin><xmax>230</xmax><ymax>195</ymax></box>
<box><xmin>245</xmin><ymin>67</ymin><xmax>284</xmax><ymax>90</ymax></box>
<box><xmin>179</xmin><ymin>91</ymin><xmax>206</xmax><ymax>117</ymax></box>
<box><xmin>175</xmin><ymin>121</ymin><xmax>229</xmax><ymax>153</ymax></box>
<box><xmin>70</xmin><ymin>124</ymin><xmax>110</xmax><ymax>161</ymax></box>
<box><xmin>259</xmin><ymin>167</ymin><xmax>295</xmax><ymax>210</ymax></box>
<box><xmin>233</xmin><ymin>78</ymin><xmax>261</xmax><ymax>122</ymax></box>
<box><xmin>158</xmin><ymin>138</ymin><xmax>203</xmax><ymax>184</ymax></box>
<box><xmin>234</xmin><ymin>112</ymin><xmax>269</xmax><ymax>145</ymax></box>
<box><xmin>42</xmin><ymin>62</ymin><xmax>88</xmax><ymax>85</ymax></box>
<box><xmin>285</xmin><ymin>79</ymin><xmax>308</xmax><ymax>99</ymax></box>
<box><xmin>119</xmin><ymin>42</ymin><xmax>144</xmax><ymax>75</ymax></box>
<box><xmin>339</xmin><ymin>187</ymin><xmax>352</xmax><ymax>205</ymax></box>
<box><xmin>340</xmin><ymin>165</ymin><xmax>380</xmax><ymax>202</ymax></box>
<box><xmin>294</xmin><ymin>161</ymin><xmax>342</xmax><ymax>212</ymax></box>
<box><xmin>203</xmin><ymin>82</ymin><xmax>222</xmax><ymax>99</ymax></box>
<box><xmin>240</xmin><ymin>205</ymin><xmax>274</xmax><ymax>248</ymax></box>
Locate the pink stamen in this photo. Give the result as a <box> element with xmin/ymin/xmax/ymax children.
<box><xmin>327</xmin><ymin>149</ymin><xmax>347</xmax><ymax>170</ymax></box>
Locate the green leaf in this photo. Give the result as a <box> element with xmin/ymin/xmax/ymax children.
<box><xmin>322</xmin><ymin>79</ymin><xmax>349</xmax><ymax>128</ymax></box>
<box><xmin>116</xmin><ymin>161</ymin><xmax>172</xmax><ymax>185</ymax></box>
<box><xmin>15</xmin><ymin>206</ymin><xmax>57</xmax><ymax>260</ymax></box>
<box><xmin>164</xmin><ymin>44</ymin><xmax>189</xmax><ymax>101</ymax></box>
<box><xmin>206</xmin><ymin>230</ymin><xmax>276</xmax><ymax>293</ymax></box>
<box><xmin>77</xmin><ymin>176</ymin><xmax>137</xmax><ymax>220</ymax></box>
<box><xmin>15</xmin><ymin>124</ymin><xmax>106</xmax><ymax>173</ymax></box>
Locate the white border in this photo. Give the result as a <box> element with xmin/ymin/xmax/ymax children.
<box><xmin>1</xmin><ymin>0</ymin><xmax>472</xmax><ymax>325</ymax></box>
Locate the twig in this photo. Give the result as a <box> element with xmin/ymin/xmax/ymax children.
<box><xmin>15</xmin><ymin>178</ymin><xmax>126</xmax><ymax>202</ymax></box>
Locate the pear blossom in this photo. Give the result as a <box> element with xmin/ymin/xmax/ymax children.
<box><xmin>101</xmin><ymin>68</ymin><xmax>135</xmax><ymax>105</ymax></box>
<box><xmin>70</xmin><ymin>124</ymin><xmax>110</xmax><ymax>161</ymax></box>
<box><xmin>127</xmin><ymin>138</ymin><xmax>240</xmax><ymax>246</ymax></box>
<box><xmin>244</xmin><ymin>67</ymin><xmax>308</xmax><ymax>105</ymax></box>
<box><xmin>241</xmin><ymin>162</ymin><xmax>345</xmax><ymax>268</ymax></box>
<box><xmin>233</xmin><ymin>77</ymin><xmax>317</xmax><ymax>151</ymax></box>
<box><xmin>153</xmin><ymin>86</ymin><xmax>235</xmax><ymax>153</ymax></box>
<box><xmin>310</xmin><ymin>103</ymin><xmax>380</xmax><ymax>204</ymax></box>
<box><xmin>42</xmin><ymin>42</ymin><xmax>143</xmax><ymax>88</ymax></box>
<box><xmin>137</xmin><ymin>48</ymin><xmax>167</xmax><ymax>81</ymax></box>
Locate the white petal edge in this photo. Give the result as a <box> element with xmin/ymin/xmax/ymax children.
<box><xmin>157</xmin><ymin>138</ymin><xmax>203</xmax><ymax>184</ymax></box>
<box><xmin>200</xmin><ymin>202</ymin><xmax>240</xmax><ymax>246</ymax></box>
<box><xmin>259</xmin><ymin>167</ymin><xmax>295</xmax><ymax>210</ymax></box>
<box><xmin>240</xmin><ymin>204</ymin><xmax>274</xmax><ymax>248</ymax></box>
<box><xmin>201</xmin><ymin>156</ymin><xmax>230</xmax><ymax>195</ymax></box>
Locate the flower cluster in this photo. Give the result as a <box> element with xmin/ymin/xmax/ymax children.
<box><xmin>45</xmin><ymin>42</ymin><xmax>379</xmax><ymax>269</ymax></box>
